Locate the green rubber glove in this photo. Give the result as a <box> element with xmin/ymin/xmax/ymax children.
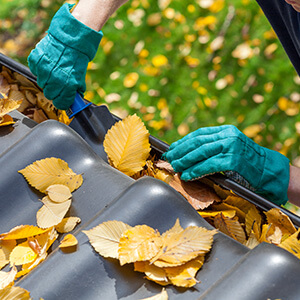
<box><xmin>27</xmin><ymin>3</ymin><xmax>103</xmax><ymax>110</ymax></box>
<box><xmin>163</xmin><ymin>125</ymin><xmax>290</xmax><ymax>206</ymax></box>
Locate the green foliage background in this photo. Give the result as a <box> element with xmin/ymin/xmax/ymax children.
<box><xmin>1</xmin><ymin>0</ymin><xmax>300</xmax><ymax>170</ymax></box>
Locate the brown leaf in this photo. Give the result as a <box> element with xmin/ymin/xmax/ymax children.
<box><xmin>169</xmin><ymin>174</ymin><xmax>220</xmax><ymax>210</ymax></box>
<box><xmin>214</xmin><ymin>213</ymin><xmax>246</xmax><ymax>244</ymax></box>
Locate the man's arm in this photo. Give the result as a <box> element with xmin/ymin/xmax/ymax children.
<box><xmin>288</xmin><ymin>165</ymin><xmax>300</xmax><ymax>206</ymax></box>
<box><xmin>71</xmin><ymin>0</ymin><xmax>128</xmax><ymax>31</ymax></box>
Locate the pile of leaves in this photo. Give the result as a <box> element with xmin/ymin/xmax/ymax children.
<box><xmin>103</xmin><ymin>113</ymin><xmax>300</xmax><ymax>259</ymax></box>
<box><xmin>0</xmin><ymin>157</ymin><xmax>82</xmax><ymax>291</ymax></box>
<box><xmin>0</xmin><ymin>66</ymin><xmax>71</xmax><ymax>125</ymax></box>
<box><xmin>84</xmin><ymin>219</ymin><xmax>216</xmax><ymax>288</ymax></box>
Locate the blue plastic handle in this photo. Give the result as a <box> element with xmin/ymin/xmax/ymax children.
<box><xmin>67</xmin><ymin>92</ymin><xmax>92</xmax><ymax>118</ymax></box>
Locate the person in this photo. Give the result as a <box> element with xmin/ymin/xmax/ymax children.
<box><xmin>28</xmin><ymin>0</ymin><xmax>300</xmax><ymax>207</ymax></box>
<box><xmin>27</xmin><ymin>0</ymin><xmax>128</xmax><ymax>110</ymax></box>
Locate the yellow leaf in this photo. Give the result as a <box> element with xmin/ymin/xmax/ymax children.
<box><xmin>0</xmin><ymin>114</ymin><xmax>15</xmax><ymax>126</ymax></box>
<box><xmin>134</xmin><ymin>261</ymin><xmax>169</xmax><ymax>284</ymax></box>
<box><xmin>58</xmin><ymin>110</ymin><xmax>72</xmax><ymax>125</ymax></box>
<box><xmin>214</xmin><ymin>214</ymin><xmax>246</xmax><ymax>244</ymax></box>
<box><xmin>0</xmin><ymin>286</ymin><xmax>32</xmax><ymax>300</ymax></box>
<box><xmin>210</xmin><ymin>202</ymin><xmax>246</xmax><ymax>223</ymax></box>
<box><xmin>278</xmin><ymin>229</ymin><xmax>300</xmax><ymax>259</ymax></box>
<box><xmin>18</xmin><ymin>157</ymin><xmax>83</xmax><ymax>193</ymax></box>
<box><xmin>245</xmin><ymin>230</ymin><xmax>260</xmax><ymax>249</ymax></box>
<box><xmin>164</xmin><ymin>255</ymin><xmax>204</xmax><ymax>288</ymax></box>
<box><xmin>223</xmin><ymin>195</ymin><xmax>255</xmax><ymax>214</ymax></box>
<box><xmin>0</xmin><ymin>225</ymin><xmax>51</xmax><ymax>241</ymax></box>
<box><xmin>123</xmin><ymin>72</ymin><xmax>139</xmax><ymax>88</ymax></box>
<box><xmin>0</xmin><ymin>240</ymin><xmax>16</xmax><ymax>269</ymax></box>
<box><xmin>264</xmin><ymin>208</ymin><xmax>296</xmax><ymax>236</ymax></box>
<box><xmin>0</xmin><ymin>265</ymin><xmax>17</xmax><ymax>289</ymax></box>
<box><xmin>139</xmin><ymin>288</ymin><xmax>168</xmax><ymax>300</ymax></box>
<box><xmin>245</xmin><ymin>207</ymin><xmax>262</xmax><ymax>238</ymax></box>
<box><xmin>36</xmin><ymin>196</ymin><xmax>72</xmax><ymax>229</ymax></box>
<box><xmin>198</xmin><ymin>210</ymin><xmax>236</xmax><ymax>219</ymax></box>
<box><xmin>151</xmin><ymin>220</ymin><xmax>216</xmax><ymax>267</ymax></box>
<box><xmin>55</xmin><ymin>217</ymin><xmax>81</xmax><ymax>233</ymax></box>
<box><xmin>83</xmin><ymin>220</ymin><xmax>132</xmax><ymax>259</ymax></box>
<box><xmin>16</xmin><ymin>228</ymin><xmax>58</xmax><ymax>278</ymax></box>
<box><xmin>16</xmin><ymin>252</ymin><xmax>47</xmax><ymax>279</ymax></box>
<box><xmin>59</xmin><ymin>234</ymin><xmax>78</xmax><ymax>248</ymax></box>
<box><xmin>9</xmin><ymin>240</ymin><xmax>38</xmax><ymax>266</ymax></box>
<box><xmin>46</xmin><ymin>184</ymin><xmax>72</xmax><ymax>203</ymax></box>
<box><xmin>266</xmin><ymin>226</ymin><xmax>282</xmax><ymax>245</ymax></box>
<box><xmin>103</xmin><ymin>114</ymin><xmax>151</xmax><ymax>176</ymax></box>
<box><xmin>259</xmin><ymin>223</ymin><xmax>279</xmax><ymax>244</ymax></box>
<box><xmin>0</xmin><ymin>96</ymin><xmax>22</xmax><ymax>118</ymax></box>
<box><xmin>118</xmin><ymin>225</ymin><xmax>162</xmax><ymax>266</ymax></box>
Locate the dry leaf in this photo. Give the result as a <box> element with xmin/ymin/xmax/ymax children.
<box><xmin>0</xmin><ymin>240</ymin><xmax>16</xmax><ymax>270</ymax></box>
<box><xmin>59</xmin><ymin>234</ymin><xmax>78</xmax><ymax>248</ymax></box>
<box><xmin>103</xmin><ymin>114</ymin><xmax>151</xmax><ymax>176</ymax></box>
<box><xmin>0</xmin><ymin>265</ymin><xmax>17</xmax><ymax>289</ymax></box>
<box><xmin>151</xmin><ymin>220</ymin><xmax>216</xmax><ymax>267</ymax></box>
<box><xmin>245</xmin><ymin>230</ymin><xmax>260</xmax><ymax>249</ymax></box>
<box><xmin>0</xmin><ymin>96</ymin><xmax>22</xmax><ymax>118</ymax></box>
<box><xmin>154</xmin><ymin>160</ymin><xmax>175</xmax><ymax>174</ymax></box>
<box><xmin>9</xmin><ymin>240</ymin><xmax>38</xmax><ymax>266</ymax></box>
<box><xmin>267</xmin><ymin>226</ymin><xmax>282</xmax><ymax>245</ymax></box>
<box><xmin>139</xmin><ymin>288</ymin><xmax>168</xmax><ymax>300</ymax></box>
<box><xmin>0</xmin><ymin>225</ymin><xmax>51</xmax><ymax>241</ymax></box>
<box><xmin>36</xmin><ymin>196</ymin><xmax>72</xmax><ymax>228</ymax></box>
<box><xmin>55</xmin><ymin>217</ymin><xmax>81</xmax><ymax>233</ymax></box>
<box><xmin>0</xmin><ymin>114</ymin><xmax>15</xmax><ymax>126</ymax></box>
<box><xmin>245</xmin><ymin>207</ymin><xmax>262</xmax><ymax>238</ymax></box>
<box><xmin>164</xmin><ymin>255</ymin><xmax>204</xmax><ymax>288</ymax></box>
<box><xmin>18</xmin><ymin>157</ymin><xmax>83</xmax><ymax>193</ymax></box>
<box><xmin>119</xmin><ymin>225</ymin><xmax>162</xmax><ymax>265</ymax></box>
<box><xmin>0</xmin><ymin>286</ymin><xmax>32</xmax><ymax>300</ymax></box>
<box><xmin>46</xmin><ymin>184</ymin><xmax>72</xmax><ymax>203</ymax></box>
<box><xmin>0</xmin><ymin>75</ymin><xmax>10</xmax><ymax>96</ymax></box>
<box><xmin>198</xmin><ymin>210</ymin><xmax>236</xmax><ymax>219</ymax></box>
<box><xmin>169</xmin><ymin>174</ymin><xmax>220</xmax><ymax>210</ymax></box>
<box><xmin>83</xmin><ymin>220</ymin><xmax>132</xmax><ymax>259</ymax></box>
<box><xmin>134</xmin><ymin>261</ymin><xmax>169</xmax><ymax>284</ymax></box>
<box><xmin>16</xmin><ymin>228</ymin><xmax>58</xmax><ymax>278</ymax></box>
<box><xmin>210</xmin><ymin>202</ymin><xmax>246</xmax><ymax>223</ymax></box>
<box><xmin>214</xmin><ymin>214</ymin><xmax>246</xmax><ymax>244</ymax></box>
<box><xmin>264</xmin><ymin>208</ymin><xmax>296</xmax><ymax>236</ymax></box>
<box><xmin>279</xmin><ymin>229</ymin><xmax>300</xmax><ymax>259</ymax></box>
<box><xmin>223</xmin><ymin>195</ymin><xmax>255</xmax><ymax>214</ymax></box>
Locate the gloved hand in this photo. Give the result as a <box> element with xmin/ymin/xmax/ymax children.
<box><xmin>163</xmin><ymin>125</ymin><xmax>290</xmax><ymax>206</ymax></box>
<box><xmin>27</xmin><ymin>3</ymin><xmax>103</xmax><ymax>110</ymax></box>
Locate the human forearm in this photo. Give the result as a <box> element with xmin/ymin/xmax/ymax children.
<box><xmin>71</xmin><ymin>0</ymin><xmax>128</xmax><ymax>31</ymax></box>
<box><xmin>287</xmin><ymin>165</ymin><xmax>300</xmax><ymax>206</ymax></box>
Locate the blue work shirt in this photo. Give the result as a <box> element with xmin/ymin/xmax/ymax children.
<box><xmin>257</xmin><ymin>0</ymin><xmax>300</xmax><ymax>75</ymax></box>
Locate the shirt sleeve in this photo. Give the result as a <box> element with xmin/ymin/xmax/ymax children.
<box><xmin>256</xmin><ymin>0</ymin><xmax>300</xmax><ymax>75</ymax></box>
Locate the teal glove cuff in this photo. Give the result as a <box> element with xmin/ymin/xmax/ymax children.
<box><xmin>163</xmin><ymin>125</ymin><xmax>290</xmax><ymax>206</ymax></box>
<box><xmin>28</xmin><ymin>3</ymin><xmax>103</xmax><ymax>110</ymax></box>
<box><xmin>48</xmin><ymin>3</ymin><xmax>102</xmax><ymax>61</ymax></box>
<box><xmin>257</xmin><ymin>147</ymin><xmax>290</xmax><ymax>205</ymax></box>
